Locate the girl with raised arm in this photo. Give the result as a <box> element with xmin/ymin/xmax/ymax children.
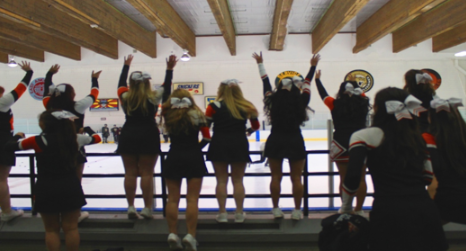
<box><xmin>205</xmin><ymin>79</ymin><xmax>259</xmax><ymax>223</ymax></box>
<box><xmin>341</xmin><ymin>87</ymin><xmax>447</xmax><ymax>251</ymax></box>
<box><xmin>0</xmin><ymin>61</ymin><xmax>33</xmax><ymax>222</ymax></box>
<box><xmin>117</xmin><ymin>54</ymin><xmax>177</xmax><ymax>219</ymax></box>
<box><xmin>5</xmin><ymin>110</ymin><xmax>101</xmax><ymax>251</ymax></box>
<box><xmin>314</xmin><ymin>70</ymin><xmax>370</xmax><ymax>215</ymax></box>
<box><xmin>252</xmin><ymin>52</ymin><xmax>318</xmax><ymax>220</ymax></box>
<box><xmin>161</xmin><ymin>89</ymin><xmax>211</xmax><ymax>251</ymax></box>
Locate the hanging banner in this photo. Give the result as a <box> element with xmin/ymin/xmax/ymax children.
<box><xmin>90</xmin><ymin>98</ymin><xmax>119</xmax><ymax>111</ymax></box>
<box><xmin>205</xmin><ymin>96</ymin><xmax>216</xmax><ymax>109</ymax></box>
<box><xmin>344</xmin><ymin>70</ymin><xmax>374</xmax><ymax>93</ymax></box>
<box><xmin>274</xmin><ymin>71</ymin><xmax>304</xmax><ymax>87</ymax></box>
<box><xmin>28</xmin><ymin>77</ymin><xmax>47</xmax><ymax>101</ymax></box>
<box><xmin>173</xmin><ymin>82</ymin><xmax>204</xmax><ymax>95</ymax></box>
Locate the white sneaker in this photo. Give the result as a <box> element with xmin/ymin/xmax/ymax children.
<box><xmin>78</xmin><ymin>211</ymin><xmax>89</xmax><ymax>223</ymax></box>
<box><xmin>182</xmin><ymin>234</ymin><xmax>198</xmax><ymax>251</ymax></box>
<box><xmin>1</xmin><ymin>209</ymin><xmax>24</xmax><ymax>222</ymax></box>
<box><xmin>234</xmin><ymin>212</ymin><xmax>246</xmax><ymax>223</ymax></box>
<box><xmin>354</xmin><ymin>210</ymin><xmax>366</xmax><ymax>217</ymax></box>
<box><xmin>271</xmin><ymin>208</ymin><xmax>284</xmax><ymax>219</ymax></box>
<box><xmin>167</xmin><ymin>233</ymin><xmax>183</xmax><ymax>250</ymax></box>
<box><xmin>127</xmin><ymin>206</ymin><xmax>138</xmax><ymax>219</ymax></box>
<box><xmin>140</xmin><ymin>207</ymin><xmax>153</xmax><ymax>219</ymax></box>
<box><xmin>215</xmin><ymin>212</ymin><xmax>228</xmax><ymax>223</ymax></box>
<box><xmin>291</xmin><ymin>209</ymin><xmax>302</xmax><ymax>220</ymax></box>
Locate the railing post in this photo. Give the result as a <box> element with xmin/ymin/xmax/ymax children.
<box><xmin>29</xmin><ymin>155</ymin><xmax>37</xmax><ymax>216</ymax></box>
<box><xmin>160</xmin><ymin>153</ymin><xmax>168</xmax><ymax>217</ymax></box>
<box><xmin>327</xmin><ymin>120</ymin><xmax>335</xmax><ymax>209</ymax></box>
<box><xmin>303</xmin><ymin>157</ymin><xmax>309</xmax><ymax>217</ymax></box>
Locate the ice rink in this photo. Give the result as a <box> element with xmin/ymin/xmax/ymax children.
<box><xmin>8</xmin><ymin>138</ymin><xmax>374</xmax><ymax>212</ymax></box>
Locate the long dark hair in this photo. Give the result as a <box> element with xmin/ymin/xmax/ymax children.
<box><xmin>39</xmin><ymin>110</ymin><xmax>78</xmax><ymax>168</ymax></box>
<box><xmin>429</xmin><ymin>107</ymin><xmax>466</xmax><ymax>176</ymax></box>
<box><xmin>372</xmin><ymin>87</ymin><xmax>426</xmax><ymax>170</ymax></box>
<box><xmin>46</xmin><ymin>84</ymin><xmax>75</xmax><ymax>110</ymax></box>
<box><xmin>403</xmin><ymin>69</ymin><xmax>435</xmax><ymax>109</ymax></box>
<box><xmin>333</xmin><ymin>81</ymin><xmax>370</xmax><ymax>122</ymax></box>
<box><xmin>264</xmin><ymin>80</ymin><xmax>310</xmax><ymax>127</ymax></box>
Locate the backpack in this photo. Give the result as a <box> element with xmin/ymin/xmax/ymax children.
<box><xmin>318</xmin><ymin>214</ymin><xmax>370</xmax><ymax>251</ymax></box>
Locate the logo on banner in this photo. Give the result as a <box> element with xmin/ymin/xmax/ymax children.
<box><xmin>173</xmin><ymin>82</ymin><xmax>204</xmax><ymax>95</ymax></box>
<box><xmin>204</xmin><ymin>96</ymin><xmax>216</xmax><ymax>109</ymax></box>
<box><xmin>275</xmin><ymin>71</ymin><xmax>304</xmax><ymax>88</ymax></box>
<box><xmin>422</xmin><ymin>69</ymin><xmax>441</xmax><ymax>90</ymax></box>
<box><xmin>90</xmin><ymin>98</ymin><xmax>119</xmax><ymax>111</ymax></box>
<box><xmin>345</xmin><ymin>70</ymin><xmax>374</xmax><ymax>93</ymax></box>
<box><xmin>29</xmin><ymin>78</ymin><xmax>47</xmax><ymax>101</ymax></box>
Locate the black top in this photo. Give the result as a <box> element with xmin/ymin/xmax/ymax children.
<box><xmin>207</xmin><ymin>101</ymin><xmax>248</xmax><ymax>134</ymax></box>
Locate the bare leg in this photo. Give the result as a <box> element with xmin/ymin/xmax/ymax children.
<box><xmin>230</xmin><ymin>162</ymin><xmax>247</xmax><ymax>213</ymax></box>
<box><xmin>0</xmin><ymin>165</ymin><xmax>12</xmax><ymax>214</ymax></box>
<box><xmin>40</xmin><ymin>212</ymin><xmax>61</xmax><ymax>251</ymax></box>
<box><xmin>138</xmin><ymin>154</ymin><xmax>158</xmax><ymax>209</ymax></box>
<box><xmin>289</xmin><ymin>159</ymin><xmax>305</xmax><ymax>210</ymax></box>
<box><xmin>213</xmin><ymin>162</ymin><xmax>229</xmax><ymax>213</ymax></box>
<box><xmin>165</xmin><ymin>178</ymin><xmax>182</xmax><ymax>234</ymax></box>
<box><xmin>336</xmin><ymin>162</ymin><xmax>367</xmax><ymax>211</ymax></box>
<box><xmin>121</xmin><ymin>154</ymin><xmax>139</xmax><ymax>207</ymax></box>
<box><xmin>269</xmin><ymin>158</ymin><xmax>283</xmax><ymax>208</ymax></box>
<box><xmin>427</xmin><ymin>176</ymin><xmax>438</xmax><ymax>199</ymax></box>
<box><xmin>186</xmin><ymin>178</ymin><xmax>203</xmax><ymax>237</ymax></box>
<box><xmin>61</xmin><ymin>209</ymin><xmax>81</xmax><ymax>251</ymax></box>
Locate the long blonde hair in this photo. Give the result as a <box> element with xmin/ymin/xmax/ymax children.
<box><xmin>217</xmin><ymin>83</ymin><xmax>258</xmax><ymax>120</ymax></box>
<box><xmin>124</xmin><ymin>71</ymin><xmax>156</xmax><ymax>115</ymax></box>
<box><xmin>162</xmin><ymin>89</ymin><xmax>206</xmax><ymax>135</ymax></box>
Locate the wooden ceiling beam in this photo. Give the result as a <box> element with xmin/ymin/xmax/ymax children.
<box><xmin>41</xmin><ymin>0</ymin><xmax>157</xmax><ymax>58</ymax></box>
<box><xmin>312</xmin><ymin>0</ymin><xmax>370</xmax><ymax>54</ymax></box>
<box><xmin>393</xmin><ymin>0</ymin><xmax>466</xmax><ymax>53</ymax></box>
<box><xmin>0</xmin><ymin>16</ymin><xmax>80</xmax><ymax>60</ymax></box>
<box><xmin>353</xmin><ymin>0</ymin><xmax>447</xmax><ymax>53</ymax></box>
<box><xmin>0</xmin><ymin>0</ymin><xmax>118</xmax><ymax>59</ymax></box>
<box><xmin>433</xmin><ymin>22</ymin><xmax>466</xmax><ymax>52</ymax></box>
<box><xmin>0</xmin><ymin>38</ymin><xmax>44</xmax><ymax>62</ymax></box>
<box><xmin>269</xmin><ymin>0</ymin><xmax>294</xmax><ymax>51</ymax></box>
<box><xmin>0</xmin><ymin>52</ymin><xmax>8</xmax><ymax>64</ymax></box>
<box><xmin>126</xmin><ymin>0</ymin><xmax>196</xmax><ymax>56</ymax></box>
<box><xmin>207</xmin><ymin>0</ymin><xmax>236</xmax><ymax>56</ymax></box>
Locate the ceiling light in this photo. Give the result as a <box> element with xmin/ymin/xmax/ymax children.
<box><xmin>455</xmin><ymin>51</ymin><xmax>466</xmax><ymax>57</ymax></box>
<box><xmin>180</xmin><ymin>49</ymin><xmax>190</xmax><ymax>62</ymax></box>
<box><xmin>8</xmin><ymin>57</ymin><xmax>17</xmax><ymax>68</ymax></box>
<box><xmin>90</xmin><ymin>24</ymin><xmax>99</xmax><ymax>28</ymax></box>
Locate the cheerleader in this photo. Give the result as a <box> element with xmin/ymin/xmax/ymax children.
<box><xmin>4</xmin><ymin>110</ymin><xmax>101</xmax><ymax>251</ymax></box>
<box><xmin>403</xmin><ymin>70</ymin><xmax>435</xmax><ymax>132</ymax></box>
<box><xmin>117</xmin><ymin>54</ymin><xmax>177</xmax><ymax>219</ymax></box>
<box><xmin>43</xmin><ymin>64</ymin><xmax>101</xmax><ymax>221</ymax></box>
<box><xmin>252</xmin><ymin>52</ymin><xmax>318</xmax><ymax>220</ymax></box>
<box><xmin>161</xmin><ymin>89</ymin><xmax>211</xmax><ymax>251</ymax></box>
<box><xmin>0</xmin><ymin>61</ymin><xmax>32</xmax><ymax>222</ymax></box>
<box><xmin>424</xmin><ymin>98</ymin><xmax>466</xmax><ymax>224</ymax></box>
<box><xmin>205</xmin><ymin>79</ymin><xmax>259</xmax><ymax>223</ymax></box>
<box><xmin>341</xmin><ymin>87</ymin><xmax>448</xmax><ymax>251</ymax></box>
<box><xmin>314</xmin><ymin>70</ymin><xmax>370</xmax><ymax>215</ymax></box>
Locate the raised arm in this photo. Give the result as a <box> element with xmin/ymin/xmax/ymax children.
<box><xmin>0</xmin><ymin>62</ymin><xmax>33</xmax><ymax>112</ymax></box>
<box><xmin>118</xmin><ymin>55</ymin><xmax>132</xmax><ymax>100</ymax></box>
<box><xmin>74</xmin><ymin>70</ymin><xmax>101</xmax><ymax>114</ymax></box>
<box><xmin>315</xmin><ymin>71</ymin><xmax>335</xmax><ymax>110</ymax></box>
<box><xmin>161</xmin><ymin>55</ymin><xmax>178</xmax><ymax>103</ymax></box>
<box><xmin>300</xmin><ymin>55</ymin><xmax>320</xmax><ymax>106</ymax></box>
<box><xmin>43</xmin><ymin>64</ymin><xmax>59</xmax><ymax>108</ymax></box>
<box><xmin>77</xmin><ymin>126</ymin><xmax>102</xmax><ymax>147</ymax></box>
<box><xmin>252</xmin><ymin>52</ymin><xmax>273</xmax><ymax>97</ymax></box>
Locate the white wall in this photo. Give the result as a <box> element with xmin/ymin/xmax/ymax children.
<box><xmin>1</xmin><ymin>33</ymin><xmax>465</xmax><ymax>133</ymax></box>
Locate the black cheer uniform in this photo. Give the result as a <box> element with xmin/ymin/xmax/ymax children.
<box><xmin>342</xmin><ymin>128</ymin><xmax>448</xmax><ymax>251</ymax></box>
<box><xmin>258</xmin><ymin>63</ymin><xmax>315</xmax><ymax>160</ymax></box>
<box><xmin>162</xmin><ymin>110</ymin><xmax>211</xmax><ymax>179</ymax></box>
<box><xmin>5</xmin><ymin>128</ymin><xmax>100</xmax><ymax>213</ymax></box>
<box><xmin>0</xmin><ymin>70</ymin><xmax>33</xmax><ymax>166</ymax></box>
<box><xmin>315</xmin><ymin>78</ymin><xmax>367</xmax><ymax>162</ymax></box>
<box><xmin>206</xmin><ymin>101</ymin><xmax>259</xmax><ymax>163</ymax></box>
<box><xmin>43</xmin><ymin>72</ymin><xmax>99</xmax><ymax>164</ymax></box>
<box><xmin>116</xmin><ymin>65</ymin><xmax>172</xmax><ymax>154</ymax></box>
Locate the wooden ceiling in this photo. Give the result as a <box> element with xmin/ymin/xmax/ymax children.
<box><xmin>0</xmin><ymin>0</ymin><xmax>465</xmax><ymax>63</ymax></box>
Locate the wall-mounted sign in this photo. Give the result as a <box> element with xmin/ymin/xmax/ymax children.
<box><xmin>29</xmin><ymin>78</ymin><xmax>46</xmax><ymax>101</ymax></box>
<box><xmin>422</xmin><ymin>69</ymin><xmax>441</xmax><ymax>90</ymax></box>
<box><xmin>205</xmin><ymin>96</ymin><xmax>216</xmax><ymax>109</ymax></box>
<box><xmin>274</xmin><ymin>71</ymin><xmax>304</xmax><ymax>88</ymax></box>
<box><xmin>90</xmin><ymin>98</ymin><xmax>119</xmax><ymax>111</ymax></box>
<box><xmin>173</xmin><ymin>82</ymin><xmax>204</xmax><ymax>95</ymax></box>
<box><xmin>345</xmin><ymin>70</ymin><xmax>374</xmax><ymax>93</ymax></box>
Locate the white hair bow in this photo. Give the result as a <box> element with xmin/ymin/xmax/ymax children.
<box><xmin>385</xmin><ymin>95</ymin><xmax>427</xmax><ymax>121</ymax></box>
<box><xmin>280</xmin><ymin>78</ymin><xmax>293</xmax><ymax>91</ymax></box>
<box><xmin>292</xmin><ymin>76</ymin><xmax>304</xmax><ymax>88</ymax></box>
<box><xmin>51</xmin><ymin>84</ymin><xmax>66</xmax><ymax>97</ymax></box>
<box><xmin>131</xmin><ymin>72</ymin><xmax>151</xmax><ymax>81</ymax></box>
<box><xmin>51</xmin><ymin>110</ymin><xmax>78</xmax><ymax>121</ymax></box>
<box><xmin>344</xmin><ymin>83</ymin><xmax>363</xmax><ymax>96</ymax></box>
<box><xmin>171</xmin><ymin>97</ymin><xmax>192</xmax><ymax>109</ymax></box>
<box><xmin>221</xmin><ymin>79</ymin><xmax>241</xmax><ymax>86</ymax></box>
<box><xmin>416</xmin><ymin>73</ymin><xmax>433</xmax><ymax>84</ymax></box>
<box><xmin>431</xmin><ymin>98</ymin><xmax>463</xmax><ymax>113</ymax></box>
